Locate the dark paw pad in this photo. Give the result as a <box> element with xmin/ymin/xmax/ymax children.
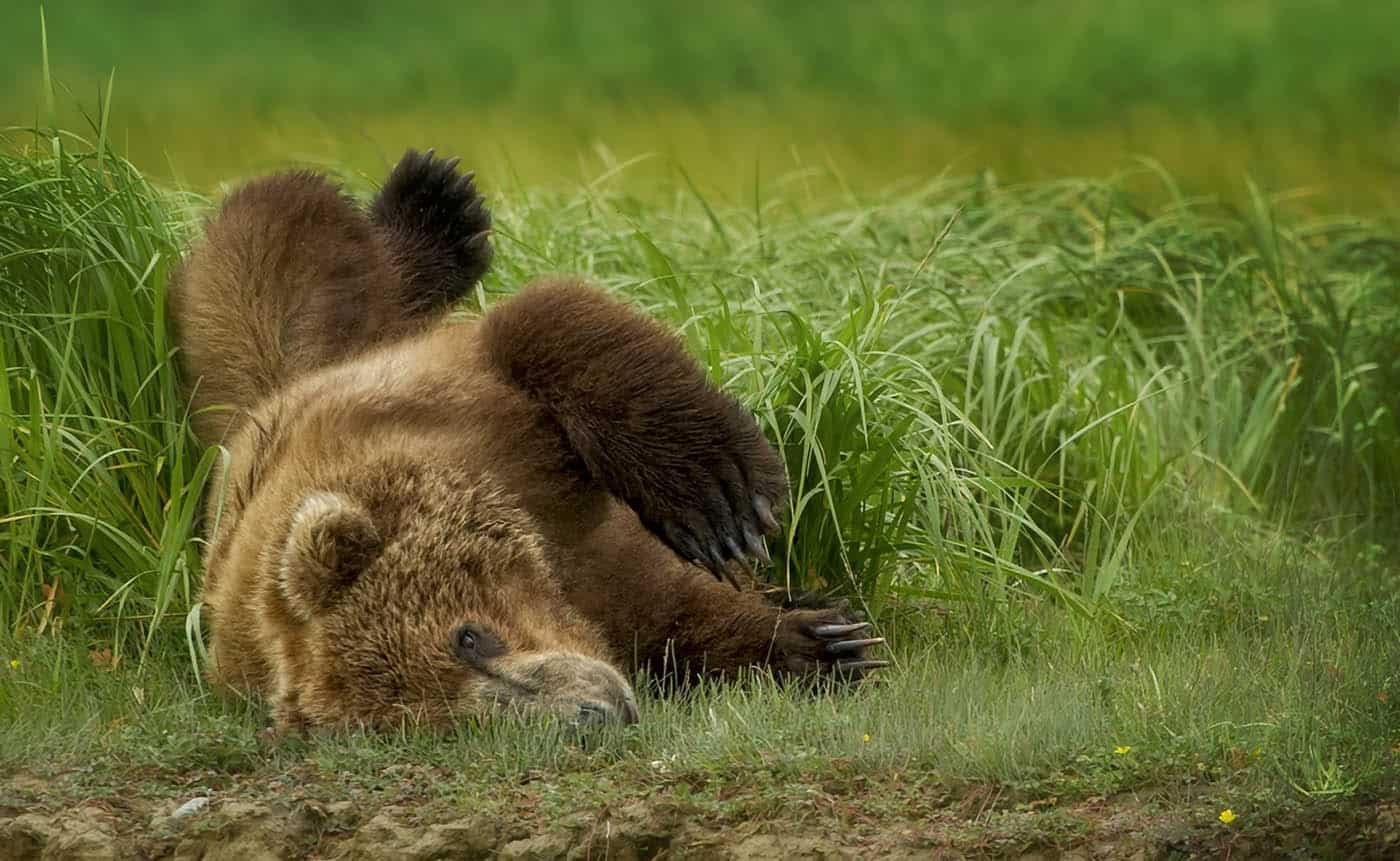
<box><xmin>371</xmin><ymin>148</ymin><xmax>493</xmax><ymax>307</ymax></box>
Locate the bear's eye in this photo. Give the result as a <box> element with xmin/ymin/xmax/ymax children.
<box><xmin>452</xmin><ymin>623</ymin><xmax>505</xmax><ymax>663</ymax></box>
<box><xmin>457</xmin><ymin>628</ymin><xmax>477</xmax><ymax>655</ymax></box>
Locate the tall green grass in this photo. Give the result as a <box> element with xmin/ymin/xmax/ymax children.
<box><xmin>2</xmin><ymin>129</ymin><xmax>1398</xmax><ymax>653</ymax></box>
<box><xmin>0</xmin><ymin>129</ymin><xmax>214</xmax><ymax>652</ymax></box>
<box><xmin>486</xmin><ymin>170</ymin><xmax>1400</xmax><ymax>610</ymax></box>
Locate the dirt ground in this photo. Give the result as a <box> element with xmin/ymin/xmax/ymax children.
<box><xmin>2</xmin><ymin>767</ymin><xmax>1397</xmax><ymax>860</ymax></box>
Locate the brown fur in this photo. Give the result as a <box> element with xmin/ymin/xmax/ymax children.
<box><xmin>172</xmin><ymin>151</ymin><xmax>877</xmax><ymax>731</ymax></box>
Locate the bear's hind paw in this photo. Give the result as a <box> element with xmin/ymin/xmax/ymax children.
<box><xmin>371</xmin><ymin>148</ymin><xmax>493</xmax><ymax>308</ymax></box>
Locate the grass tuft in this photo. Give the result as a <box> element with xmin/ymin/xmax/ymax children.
<box><xmin>0</xmin><ymin>127</ymin><xmax>212</xmax><ymax>655</ymax></box>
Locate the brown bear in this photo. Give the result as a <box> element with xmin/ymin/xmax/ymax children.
<box><xmin>172</xmin><ymin>150</ymin><xmax>885</xmax><ymax>731</ymax></box>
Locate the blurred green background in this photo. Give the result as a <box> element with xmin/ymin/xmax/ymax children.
<box><xmin>3</xmin><ymin>0</ymin><xmax>1397</xmax><ymax>207</ymax></box>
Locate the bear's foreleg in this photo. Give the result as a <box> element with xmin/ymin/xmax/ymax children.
<box><xmin>480</xmin><ymin>278</ymin><xmax>788</xmax><ymax>582</ymax></box>
<box><xmin>640</xmin><ymin>578</ymin><xmax>888</xmax><ymax>684</ymax></box>
<box><xmin>559</xmin><ymin>509</ymin><xmax>888</xmax><ymax>684</ymax></box>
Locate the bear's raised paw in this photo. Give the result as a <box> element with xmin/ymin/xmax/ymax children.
<box><xmin>371</xmin><ymin>148</ymin><xmax>493</xmax><ymax>310</ymax></box>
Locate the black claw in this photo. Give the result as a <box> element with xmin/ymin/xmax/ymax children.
<box><xmin>736</xmin><ymin>557</ymin><xmax>755</xmax><ymax>578</ymax></box>
<box><xmin>704</xmin><ymin>544</ymin><xmax>727</xmax><ymax>577</ymax></box>
<box><xmin>664</xmin><ymin>523</ymin><xmax>703</xmax><ymax>569</ymax></box>
<box><xmin>690</xmin><ymin>544</ymin><xmax>713</xmax><ymax>572</ymax></box>
<box><xmin>824</xmin><ymin>637</ymin><xmax>884</xmax><ymax>656</ymax></box>
<box><xmin>720</xmin><ymin>562</ymin><xmax>745</xmax><ymax>590</ymax></box>
<box><xmin>810</xmin><ymin>622</ymin><xmax>870</xmax><ymax>639</ymax></box>
<box><xmin>743</xmin><ymin>525</ymin><xmax>770</xmax><ymax>564</ymax></box>
<box><xmin>723</xmin><ymin>534</ymin><xmax>745</xmax><ymax>563</ymax></box>
<box><xmin>444</xmin><ymin>156</ymin><xmax>461</xmax><ymax>171</ymax></box>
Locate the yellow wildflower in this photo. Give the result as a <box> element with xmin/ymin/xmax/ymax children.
<box><xmin>1218</xmin><ymin>809</ymin><xmax>1236</xmax><ymax>825</ymax></box>
<box><xmin>1113</xmin><ymin>745</ymin><xmax>1131</xmax><ymax>755</ymax></box>
<box><xmin>6</xmin><ymin>659</ymin><xmax>18</xmax><ymax>671</ymax></box>
<box><xmin>862</xmin><ymin>733</ymin><xmax>871</xmax><ymax>744</ymax></box>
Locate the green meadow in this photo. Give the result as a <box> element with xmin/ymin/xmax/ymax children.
<box><xmin>1</xmin><ymin>2</ymin><xmax>1398</xmax><ymax>856</ymax></box>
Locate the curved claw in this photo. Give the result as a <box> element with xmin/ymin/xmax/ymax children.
<box><xmin>723</xmin><ymin>535</ymin><xmax>746</xmax><ymax>564</ymax></box>
<box><xmin>810</xmin><ymin>622</ymin><xmax>871</xmax><ymax>639</ymax></box>
<box><xmin>723</xmin><ymin>566</ymin><xmax>746</xmax><ymax>590</ymax></box>
<box><xmin>836</xmin><ymin>659</ymin><xmax>891</xmax><ymax>673</ymax></box>
<box><xmin>753</xmin><ymin>494</ymin><xmax>780</xmax><ymax>533</ymax></box>
<box><xmin>465</xmin><ymin>231</ymin><xmax>491</xmax><ymax>255</ymax></box>
<box><xmin>824</xmin><ymin>637</ymin><xmax>885</xmax><ymax>656</ymax></box>
<box><xmin>704</xmin><ymin>543</ymin><xmax>728</xmax><ymax>577</ymax></box>
<box><xmin>743</xmin><ymin>526</ymin><xmax>770</xmax><ymax>565</ymax></box>
<box><xmin>719</xmin><ymin>553</ymin><xmax>750</xmax><ymax>590</ymax></box>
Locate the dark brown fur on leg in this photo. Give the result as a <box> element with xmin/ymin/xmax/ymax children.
<box><xmin>479</xmin><ymin>277</ymin><xmax>788</xmax><ymax>580</ymax></box>
<box><xmin>172</xmin><ymin>156</ymin><xmax>494</xmax><ymax>446</ymax></box>
<box><xmin>171</xmin><ymin>172</ymin><xmax>405</xmax><ymax>444</ymax></box>
<box><xmin>559</xmin><ymin>504</ymin><xmax>885</xmax><ymax>682</ymax></box>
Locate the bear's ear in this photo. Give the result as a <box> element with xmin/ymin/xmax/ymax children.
<box><xmin>279</xmin><ymin>492</ymin><xmax>382</xmax><ymax>621</ymax></box>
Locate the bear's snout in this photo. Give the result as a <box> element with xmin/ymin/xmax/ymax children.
<box><xmin>487</xmin><ymin>652</ymin><xmax>639</xmax><ymax>726</ymax></box>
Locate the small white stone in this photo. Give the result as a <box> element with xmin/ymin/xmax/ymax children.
<box><xmin>171</xmin><ymin>796</ymin><xmax>211</xmax><ymax>819</ymax></box>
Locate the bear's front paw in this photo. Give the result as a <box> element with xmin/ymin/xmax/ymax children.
<box><xmin>771</xmin><ymin>608</ymin><xmax>889</xmax><ymax>681</ymax></box>
<box><xmin>641</xmin><ymin>397</ymin><xmax>789</xmax><ymax>587</ymax></box>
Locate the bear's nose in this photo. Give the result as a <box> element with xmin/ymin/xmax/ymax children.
<box><xmin>575</xmin><ymin>701</ymin><xmax>613</xmax><ymax>726</ymax></box>
<box><xmin>574</xmin><ymin>695</ymin><xmax>640</xmax><ymax>727</ymax></box>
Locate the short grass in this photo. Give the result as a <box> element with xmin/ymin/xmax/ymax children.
<box><xmin>2</xmin><ymin>520</ymin><xmax>1397</xmax><ymax>849</ymax></box>
<box><xmin>4</xmin><ymin>511</ymin><xmax>1397</xmax><ymax>801</ymax></box>
<box><xmin>2</xmin><ymin>114</ymin><xmax>1399</xmax><ymax>845</ymax></box>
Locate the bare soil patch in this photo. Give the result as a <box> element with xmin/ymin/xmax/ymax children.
<box><xmin>3</xmin><ymin>767</ymin><xmax>1396</xmax><ymax>859</ymax></box>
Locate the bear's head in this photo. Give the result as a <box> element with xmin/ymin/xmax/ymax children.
<box><xmin>258</xmin><ymin>470</ymin><xmax>638</xmax><ymax>731</ymax></box>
